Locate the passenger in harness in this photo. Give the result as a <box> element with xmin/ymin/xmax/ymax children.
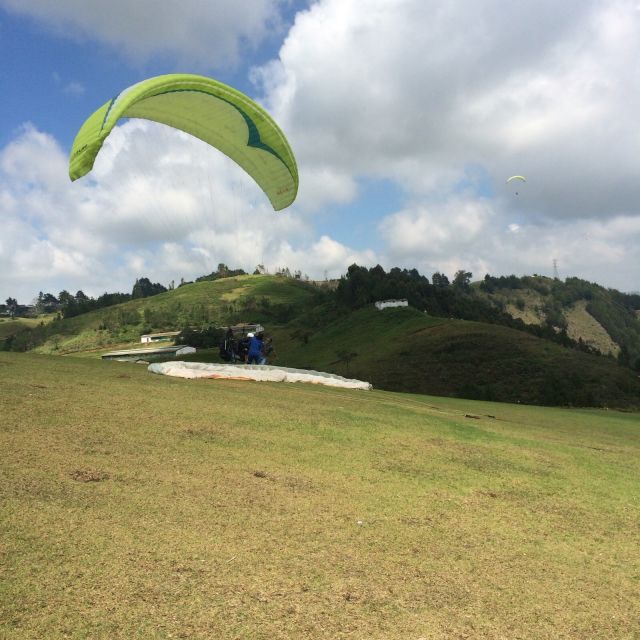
<box><xmin>219</xmin><ymin>327</ymin><xmax>237</xmax><ymax>362</ymax></box>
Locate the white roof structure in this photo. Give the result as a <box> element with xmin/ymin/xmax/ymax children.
<box><xmin>140</xmin><ymin>331</ymin><xmax>181</xmax><ymax>343</ymax></box>
<box><xmin>375</xmin><ymin>299</ymin><xmax>408</xmax><ymax>310</ymax></box>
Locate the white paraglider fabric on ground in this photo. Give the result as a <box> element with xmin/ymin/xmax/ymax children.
<box><xmin>148</xmin><ymin>361</ymin><xmax>372</xmax><ymax>390</ymax></box>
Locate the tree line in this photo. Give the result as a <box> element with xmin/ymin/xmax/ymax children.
<box><xmin>2</xmin><ymin>277</ymin><xmax>169</xmax><ymax>320</ymax></box>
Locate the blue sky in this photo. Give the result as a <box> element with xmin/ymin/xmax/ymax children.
<box><xmin>2</xmin><ymin>0</ymin><xmax>640</xmax><ymax>304</ymax></box>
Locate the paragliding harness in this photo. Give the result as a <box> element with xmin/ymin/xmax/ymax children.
<box><xmin>219</xmin><ymin>336</ymin><xmax>251</xmax><ymax>363</ymax></box>
<box><xmin>219</xmin><ymin>336</ymin><xmax>236</xmax><ymax>362</ymax></box>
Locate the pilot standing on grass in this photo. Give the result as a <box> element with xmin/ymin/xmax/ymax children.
<box><xmin>247</xmin><ymin>332</ymin><xmax>266</xmax><ymax>365</ymax></box>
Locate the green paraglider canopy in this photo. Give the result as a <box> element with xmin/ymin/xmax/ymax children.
<box><xmin>69</xmin><ymin>74</ymin><xmax>298</xmax><ymax>211</ymax></box>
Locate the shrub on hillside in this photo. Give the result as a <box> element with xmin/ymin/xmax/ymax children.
<box><xmin>177</xmin><ymin>325</ymin><xmax>223</xmax><ymax>349</ymax></box>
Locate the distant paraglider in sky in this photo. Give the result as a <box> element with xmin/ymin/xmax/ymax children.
<box><xmin>506</xmin><ymin>175</ymin><xmax>526</xmax><ymax>196</ymax></box>
<box><xmin>69</xmin><ymin>74</ymin><xmax>298</xmax><ymax>211</ymax></box>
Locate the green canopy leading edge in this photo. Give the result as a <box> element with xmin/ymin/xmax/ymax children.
<box><xmin>69</xmin><ymin>74</ymin><xmax>298</xmax><ymax>211</ymax></box>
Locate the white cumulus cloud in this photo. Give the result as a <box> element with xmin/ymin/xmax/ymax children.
<box><xmin>252</xmin><ymin>0</ymin><xmax>640</xmax><ymax>288</ymax></box>
<box><xmin>0</xmin><ymin>0</ymin><xmax>292</xmax><ymax>67</ymax></box>
<box><xmin>3</xmin><ymin>0</ymin><xmax>640</xmax><ymax>298</ymax></box>
<box><xmin>0</xmin><ymin>123</ymin><xmax>371</xmax><ymax>302</ymax></box>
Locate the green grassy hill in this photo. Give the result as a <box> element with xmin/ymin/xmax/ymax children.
<box><xmin>3</xmin><ymin>275</ymin><xmax>640</xmax><ymax>408</ymax></box>
<box><xmin>277</xmin><ymin>306</ymin><xmax>640</xmax><ymax>408</ymax></box>
<box><xmin>0</xmin><ymin>315</ymin><xmax>55</xmax><ymax>338</ymax></box>
<box><xmin>5</xmin><ymin>275</ymin><xmax>321</xmax><ymax>355</ymax></box>
<box><xmin>1</xmin><ymin>352</ymin><xmax>639</xmax><ymax>639</ymax></box>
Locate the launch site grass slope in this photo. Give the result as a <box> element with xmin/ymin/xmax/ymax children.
<box><xmin>1</xmin><ymin>352</ymin><xmax>639</xmax><ymax>639</ymax></box>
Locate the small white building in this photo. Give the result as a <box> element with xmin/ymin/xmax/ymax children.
<box><xmin>374</xmin><ymin>299</ymin><xmax>409</xmax><ymax>310</ymax></box>
<box><xmin>140</xmin><ymin>331</ymin><xmax>181</xmax><ymax>344</ymax></box>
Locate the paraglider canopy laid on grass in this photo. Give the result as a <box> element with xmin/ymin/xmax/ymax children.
<box><xmin>148</xmin><ymin>362</ymin><xmax>372</xmax><ymax>391</ymax></box>
<box><xmin>69</xmin><ymin>74</ymin><xmax>298</xmax><ymax>211</ymax></box>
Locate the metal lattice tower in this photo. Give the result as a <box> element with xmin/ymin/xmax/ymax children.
<box><xmin>553</xmin><ymin>259</ymin><xmax>559</xmax><ymax>280</ymax></box>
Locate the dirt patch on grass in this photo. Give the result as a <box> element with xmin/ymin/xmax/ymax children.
<box><xmin>70</xmin><ymin>469</ymin><xmax>109</xmax><ymax>482</ymax></box>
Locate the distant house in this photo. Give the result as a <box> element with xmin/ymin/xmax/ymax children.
<box><xmin>140</xmin><ymin>331</ymin><xmax>181</xmax><ymax>344</ymax></box>
<box><xmin>374</xmin><ymin>299</ymin><xmax>409</xmax><ymax>310</ymax></box>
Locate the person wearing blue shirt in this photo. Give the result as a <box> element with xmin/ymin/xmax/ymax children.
<box><xmin>247</xmin><ymin>332</ymin><xmax>266</xmax><ymax>365</ymax></box>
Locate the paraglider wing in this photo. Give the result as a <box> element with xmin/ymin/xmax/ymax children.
<box><xmin>69</xmin><ymin>74</ymin><xmax>298</xmax><ymax>211</ymax></box>
<box><xmin>506</xmin><ymin>175</ymin><xmax>526</xmax><ymax>183</ymax></box>
<box><xmin>148</xmin><ymin>361</ymin><xmax>372</xmax><ymax>390</ymax></box>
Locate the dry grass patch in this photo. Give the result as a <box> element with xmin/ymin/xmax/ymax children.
<box><xmin>564</xmin><ymin>299</ymin><xmax>620</xmax><ymax>356</ymax></box>
<box><xmin>69</xmin><ymin>469</ymin><xmax>110</xmax><ymax>483</ymax></box>
<box><xmin>500</xmin><ymin>289</ymin><xmax>546</xmax><ymax>326</ymax></box>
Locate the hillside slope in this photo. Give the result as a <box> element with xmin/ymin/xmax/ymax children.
<box><xmin>4</xmin><ymin>275</ymin><xmax>322</xmax><ymax>354</ymax></box>
<box><xmin>278</xmin><ymin>306</ymin><xmax>640</xmax><ymax>408</ymax></box>
<box><xmin>477</xmin><ymin>275</ymin><xmax>640</xmax><ymax>367</ymax></box>
<box><xmin>4</xmin><ymin>274</ymin><xmax>640</xmax><ymax>407</ymax></box>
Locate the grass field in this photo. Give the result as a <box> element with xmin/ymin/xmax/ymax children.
<box><xmin>1</xmin><ymin>352</ymin><xmax>639</xmax><ymax>639</ymax></box>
